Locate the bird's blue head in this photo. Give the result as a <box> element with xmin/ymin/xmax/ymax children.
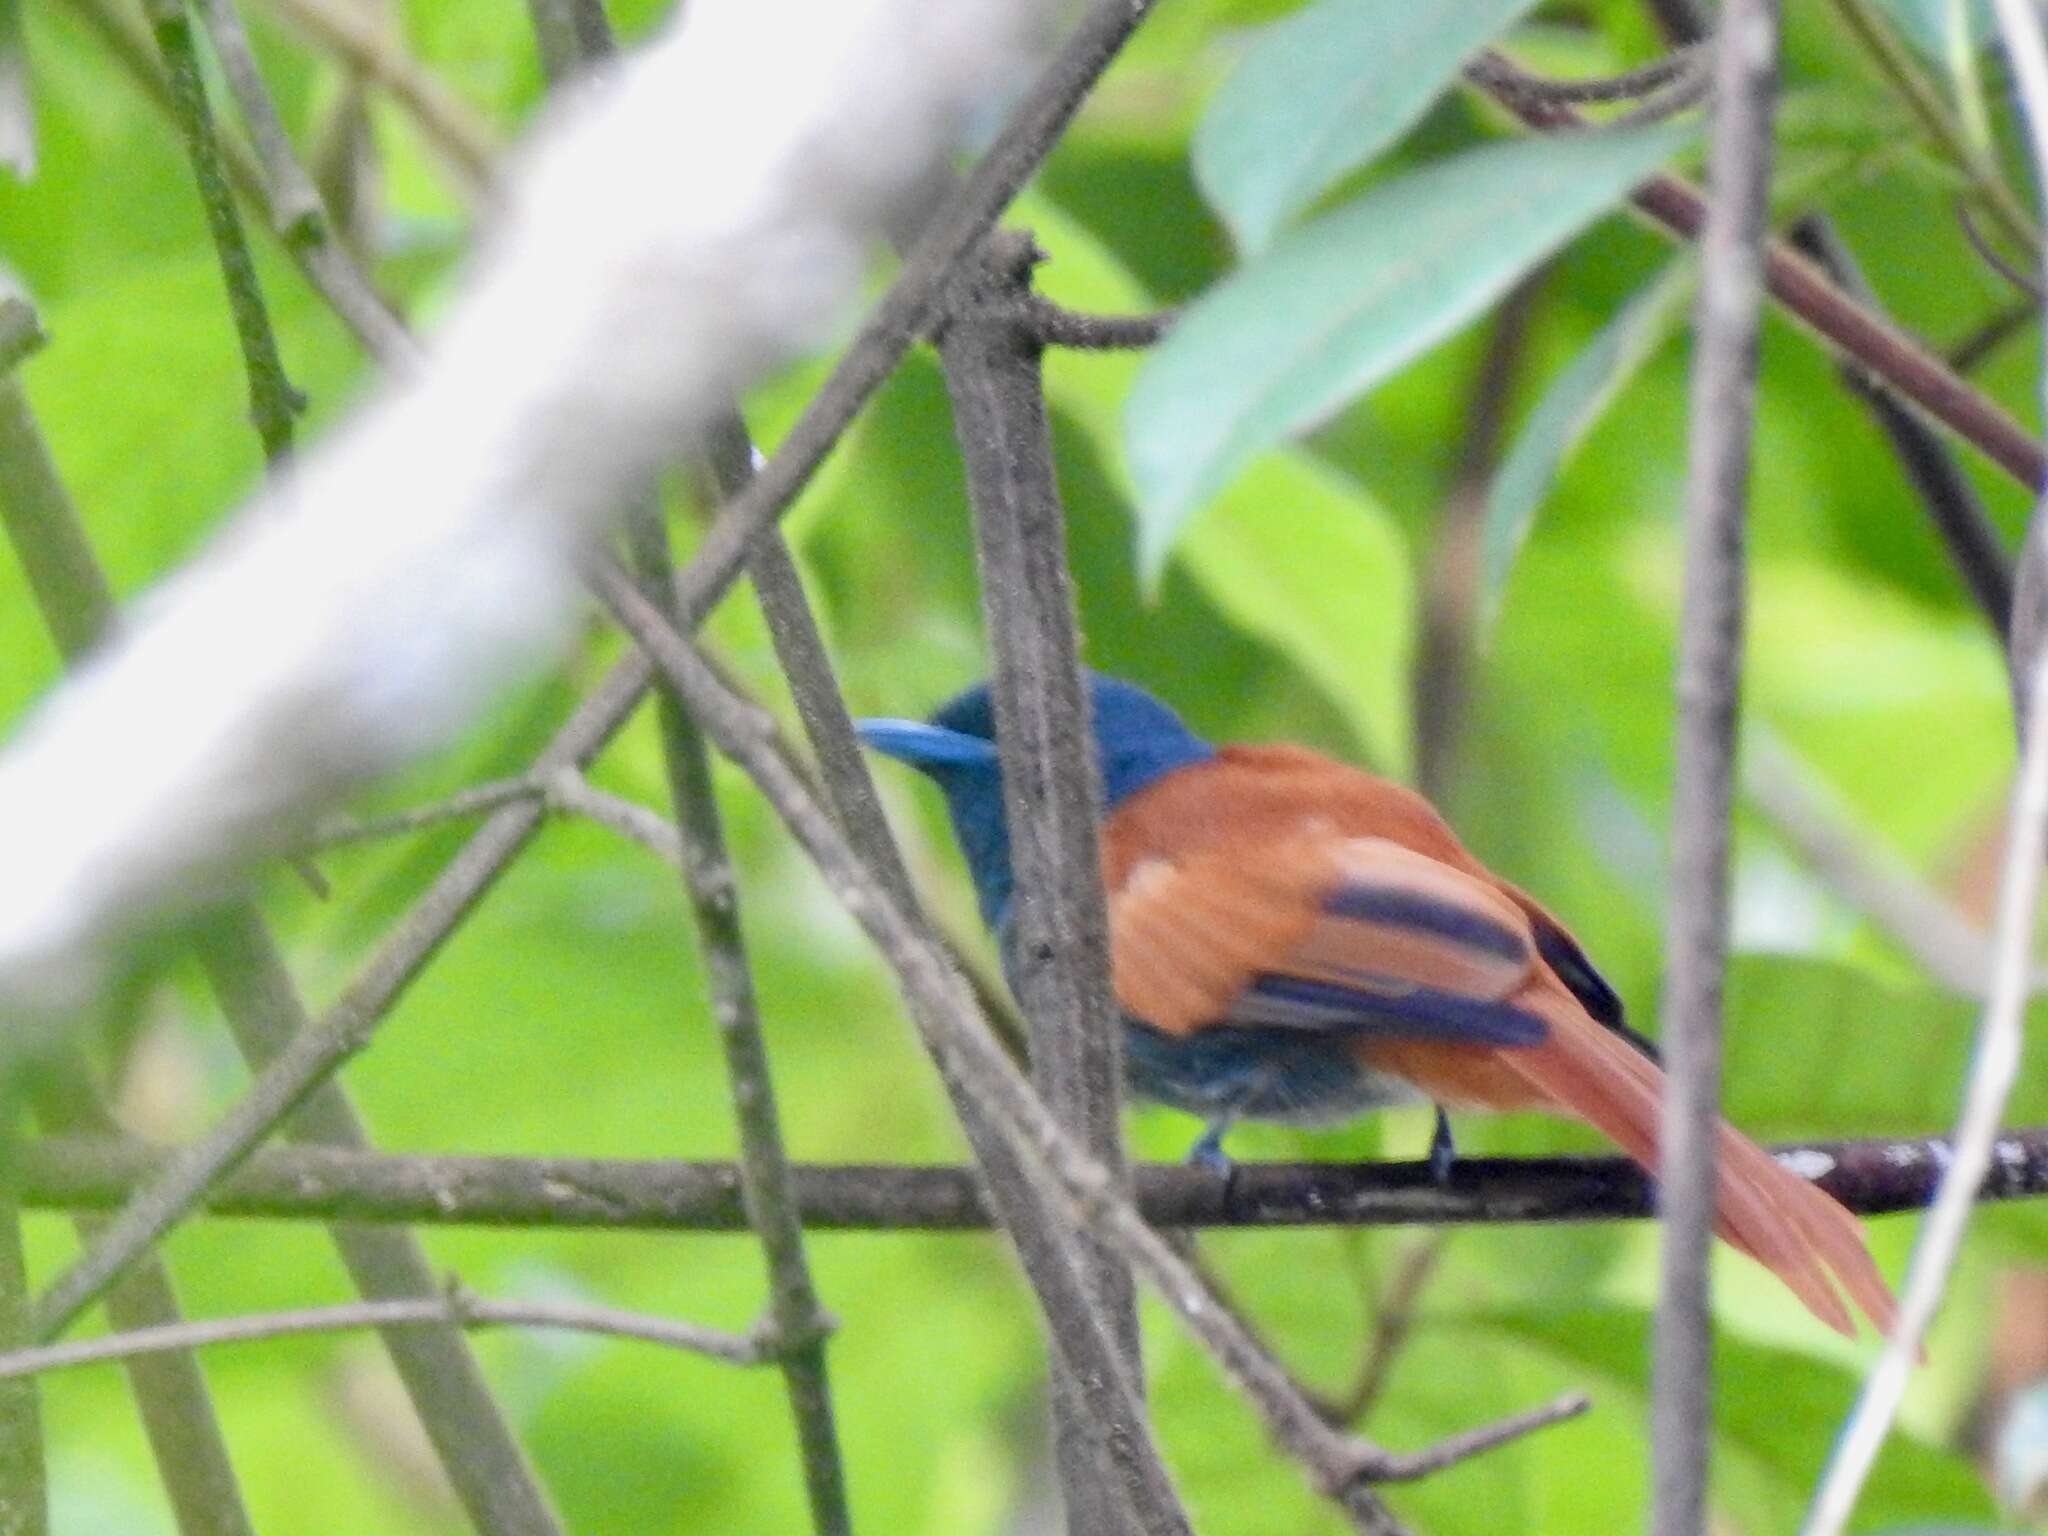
<box><xmin>857</xmin><ymin>672</ymin><xmax>1215</xmax><ymax>929</ymax></box>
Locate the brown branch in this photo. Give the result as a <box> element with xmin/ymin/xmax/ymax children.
<box><xmin>1463</xmin><ymin>46</ymin><xmax>1705</xmax><ymax>110</ymax></box>
<box><xmin>1471</xmin><ymin>56</ymin><xmax>2048</xmax><ymax>491</ymax></box>
<box><xmin>1790</xmin><ymin>219</ymin><xmax>2015</xmax><ymax>642</ymax></box>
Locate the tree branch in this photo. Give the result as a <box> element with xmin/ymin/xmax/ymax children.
<box><xmin>27</xmin><ymin>1058</ymin><xmax>257</xmax><ymax>1536</ymax></box>
<box><xmin>142</xmin><ymin>0</ymin><xmax>304</xmax><ymax>462</ymax></box>
<box><xmin>594</xmin><ymin>560</ymin><xmax>1619</xmax><ymax>1532</ymax></box>
<box><xmin>51</xmin><ymin>0</ymin><xmax>410</xmax><ymax>362</ymax></box>
<box><xmin>938</xmin><ymin>229</ymin><xmax>1142</xmax><ymax>1536</ymax></box>
<box><xmin>248</xmin><ymin>0</ymin><xmax>495</xmax><ymax>199</ymax></box>
<box><xmin>1656</xmin><ymin>8</ymin><xmax>1779</xmax><ymax>1534</ymax></box>
<box><xmin>15</xmin><ymin>1129</ymin><xmax>2048</xmax><ymax>1232</ymax></box>
<box><xmin>189</xmin><ymin>0</ymin><xmax>416</xmax><ymax>367</ymax></box>
<box><xmin>621</xmin><ymin>502</ymin><xmax>852</xmax><ymax>1536</ymax></box>
<box><xmin>0</xmin><ymin>1290</ymin><xmax>768</xmax><ymax>1383</ymax></box>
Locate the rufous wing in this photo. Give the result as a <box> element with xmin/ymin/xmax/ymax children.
<box><xmin>1107</xmin><ymin>832</ymin><xmax>1549</xmax><ymax>1049</ymax></box>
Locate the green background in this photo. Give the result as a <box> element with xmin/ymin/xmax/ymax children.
<box><xmin>0</xmin><ymin>0</ymin><xmax>2040</xmax><ymax>1530</ymax></box>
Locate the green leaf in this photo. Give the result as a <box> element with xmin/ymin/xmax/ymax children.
<box><xmin>1721</xmin><ymin>956</ymin><xmax>2048</xmax><ymax>1141</ymax></box>
<box><xmin>1869</xmin><ymin>0</ymin><xmax>1992</xmax><ymax>59</ymax></box>
<box><xmin>1481</xmin><ymin>259</ymin><xmax>1694</xmax><ymax>637</ymax></box>
<box><xmin>1472</xmin><ymin>1309</ymin><xmax>1995</xmax><ymax>1531</ymax></box>
<box><xmin>1126</xmin><ymin>122</ymin><xmax>1693</xmax><ymax>580</ymax></box>
<box><xmin>1191</xmin><ymin>0</ymin><xmax>1543</xmax><ymax>252</ymax></box>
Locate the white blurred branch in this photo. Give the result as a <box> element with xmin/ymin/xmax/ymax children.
<box><xmin>0</xmin><ymin>0</ymin><xmax>1049</xmax><ymax>1021</ymax></box>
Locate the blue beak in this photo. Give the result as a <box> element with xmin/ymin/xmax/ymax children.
<box><xmin>854</xmin><ymin>718</ymin><xmax>999</xmax><ymax>771</ymax></box>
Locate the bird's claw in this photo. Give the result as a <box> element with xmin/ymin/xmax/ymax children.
<box><xmin>1428</xmin><ymin>1106</ymin><xmax>1457</xmax><ymax>1186</ymax></box>
<box><xmin>1187</xmin><ymin>1122</ymin><xmax>1234</xmax><ymax>1177</ymax></box>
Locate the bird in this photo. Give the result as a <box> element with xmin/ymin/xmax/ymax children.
<box><xmin>857</xmin><ymin>670</ymin><xmax>1898</xmax><ymax>1340</ymax></box>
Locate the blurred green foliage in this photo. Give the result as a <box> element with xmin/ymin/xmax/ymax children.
<box><xmin>0</xmin><ymin>0</ymin><xmax>2042</xmax><ymax>1531</ymax></box>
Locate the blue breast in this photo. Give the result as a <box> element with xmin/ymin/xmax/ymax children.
<box><xmin>1120</xmin><ymin>1019</ymin><xmax>1421</xmax><ymax>1126</ymax></box>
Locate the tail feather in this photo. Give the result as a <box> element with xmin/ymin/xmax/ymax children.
<box><xmin>1509</xmin><ymin>986</ymin><xmax>1894</xmax><ymax>1339</ymax></box>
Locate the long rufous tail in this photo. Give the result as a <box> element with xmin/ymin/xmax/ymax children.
<box><xmin>1507</xmin><ymin>986</ymin><xmax>1898</xmax><ymax>1340</ymax></box>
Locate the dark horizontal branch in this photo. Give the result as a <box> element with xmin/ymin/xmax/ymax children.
<box><xmin>15</xmin><ymin>1129</ymin><xmax>2048</xmax><ymax>1233</ymax></box>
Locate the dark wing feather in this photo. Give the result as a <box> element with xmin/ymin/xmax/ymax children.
<box><xmin>1530</xmin><ymin>918</ymin><xmax>1660</xmax><ymax>1063</ymax></box>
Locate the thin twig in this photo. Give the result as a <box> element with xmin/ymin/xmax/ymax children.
<box><xmin>1794</xmin><ymin>219</ymin><xmax>2015</xmax><ymax>641</ymax></box>
<box><xmin>1413</xmin><ymin>272</ymin><xmax>1542</xmax><ymax>805</ymax></box>
<box><xmin>539</xmin><ymin>771</ymin><xmax>681</xmax><ymax>862</ymax></box>
<box><xmin>1949</xmin><ymin>301</ymin><xmax>2035</xmax><ymax>375</ymax></box>
<box><xmin>1803</xmin><ymin>650</ymin><xmax>2048</xmax><ymax>1534</ymax></box>
<box><xmin>188</xmin><ymin>0</ymin><xmax>417</xmax><ymax>367</ymax></box>
<box><xmin>190</xmin><ymin>0</ymin><xmax>321</xmax><ymax>238</ymax></box>
<box><xmin>1618</xmin><ymin>0</ymin><xmax>2022</xmax><ymax>652</ymax></box>
<box><xmin>0</xmin><ymin>1152</ymin><xmax>45</xmax><ymax>1536</ymax></box>
<box><xmin>621</xmin><ymin>500</ymin><xmax>853</xmax><ymax>1536</ymax></box>
<box><xmin>28</xmin><ymin>661</ymin><xmax>646</xmax><ymax>1339</ymax></box>
<box><xmin>1956</xmin><ymin>200</ymin><xmax>2045</xmax><ymax>302</ymax></box>
<box><xmin>249</xmin><ymin>0</ymin><xmax>495</xmax><ymax>199</ymax></box>
<box><xmin>51</xmin><ymin>0</ymin><xmax>410</xmax><ymax>361</ymax></box>
<box><xmin>16</xmin><ymin>1128</ymin><xmax>2048</xmax><ymax>1232</ymax></box>
<box><xmin>975</xmin><ymin>293</ymin><xmax>1179</xmax><ymax>349</ymax></box>
<box><xmin>1655</xmin><ymin>7</ymin><xmax>1780</xmax><ymax>1534</ymax></box>
<box><xmin>1822</xmin><ymin>0</ymin><xmax>2038</xmax><ymax>254</ymax></box>
<box><xmin>1804</xmin><ymin>4</ymin><xmax>2048</xmax><ymax>1529</ymax></box>
<box><xmin>142</xmin><ymin>0</ymin><xmax>304</xmax><ymax>462</ymax></box>
<box><xmin>305</xmin><ymin>775</ymin><xmax>544</xmax><ymax>849</ymax></box>
<box><xmin>1472</xmin><ymin>58</ymin><xmax>2048</xmax><ymax>490</ymax></box>
<box><xmin>939</xmin><ymin>230</ymin><xmax>1142</xmax><ymax>1534</ymax></box>
<box><xmin>0</xmin><ymin>1291</ymin><xmax>768</xmax><ymax>1382</ymax></box>
<box><xmin>1330</xmin><ymin>1236</ymin><xmax>1448</xmax><ymax>1427</ymax></box>
<box><xmin>3</xmin><ymin>316</ymin><xmax>257</xmax><ymax>1536</ymax></box>
<box><xmin>1463</xmin><ymin>46</ymin><xmax>1704</xmax><ymax>109</ymax></box>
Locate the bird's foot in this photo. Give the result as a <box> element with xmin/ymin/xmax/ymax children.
<box><xmin>1187</xmin><ymin>1120</ymin><xmax>1234</xmax><ymax>1178</ymax></box>
<box><xmin>1428</xmin><ymin>1106</ymin><xmax>1457</xmax><ymax>1186</ymax></box>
